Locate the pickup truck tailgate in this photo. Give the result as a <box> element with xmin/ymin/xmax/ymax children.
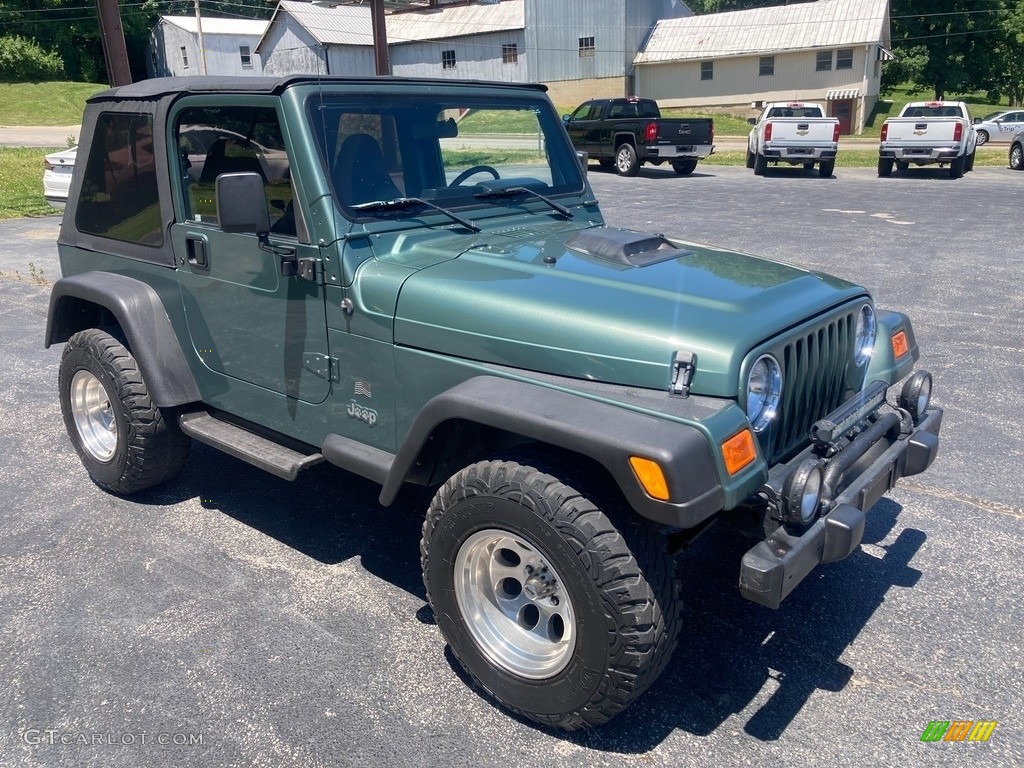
<box><xmin>653</xmin><ymin>120</ymin><xmax>713</xmax><ymax>147</ymax></box>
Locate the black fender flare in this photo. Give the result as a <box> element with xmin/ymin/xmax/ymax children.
<box><xmin>381</xmin><ymin>376</ymin><xmax>725</xmax><ymax>527</ymax></box>
<box><xmin>45</xmin><ymin>272</ymin><xmax>201</xmax><ymax>408</ymax></box>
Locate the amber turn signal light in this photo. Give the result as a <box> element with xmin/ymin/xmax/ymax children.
<box><xmin>628</xmin><ymin>456</ymin><xmax>670</xmax><ymax>501</ymax></box>
<box><xmin>722</xmin><ymin>429</ymin><xmax>757</xmax><ymax>475</ymax></box>
<box><xmin>892</xmin><ymin>330</ymin><xmax>909</xmax><ymax>359</ymax></box>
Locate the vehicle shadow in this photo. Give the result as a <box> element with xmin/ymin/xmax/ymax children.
<box><xmin>131</xmin><ymin>441</ymin><xmax>431</xmax><ymax>600</ymax></box>
<box><xmin>131</xmin><ymin>443</ymin><xmax>923</xmax><ymax>752</ymax></box>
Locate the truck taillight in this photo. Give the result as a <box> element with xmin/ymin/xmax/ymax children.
<box><xmin>953</xmin><ymin>122</ymin><xmax>963</xmax><ymax>142</ymax></box>
<box><xmin>764</xmin><ymin>122</ymin><xmax>773</xmax><ymax>141</ymax></box>
<box><xmin>881</xmin><ymin>124</ymin><xmax>888</xmax><ymax>141</ymax></box>
<box><xmin>644</xmin><ymin>122</ymin><xmax>658</xmax><ymax>142</ymax></box>
<box><xmin>832</xmin><ymin>124</ymin><xmax>841</xmax><ymax>143</ymax></box>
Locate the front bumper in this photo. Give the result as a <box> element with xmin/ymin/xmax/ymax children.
<box><xmin>739</xmin><ymin>383</ymin><xmax>943</xmax><ymax>609</ymax></box>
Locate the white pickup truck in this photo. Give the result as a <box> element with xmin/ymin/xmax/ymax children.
<box><xmin>746</xmin><ymin>102</ymin><xmax>840</xmax><ymax>177</ymax></box>
<box><xmin>878</xmin><ymin>100</ymin><xmax>977</xmax><ymax>178</ymax></box>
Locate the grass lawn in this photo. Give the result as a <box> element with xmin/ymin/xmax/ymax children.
<box><xmin>0</xmin><ymin>82</ymin><xmax>106</xmax><ymax>126</ymax></box>
<box><xmin>861</xmin><ymin>84</ymin><xmax>1007</xmax><ymax>137</ymax></box>
<box><xmin>0</xmin><ymin>147</ymin><xmax>62</xmax><ymax>219</ymax></box>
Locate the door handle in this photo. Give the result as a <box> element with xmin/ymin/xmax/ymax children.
<box><xmin>186</xmin><ymin>236</ymin><xmax>209</xmax><ymax>269</ymax></box>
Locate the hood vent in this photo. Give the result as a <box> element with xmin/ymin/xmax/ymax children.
<box><xmin>566</xmin><ymin>228</ymin><xmax>691</xmax><ymax>267</ymax></box>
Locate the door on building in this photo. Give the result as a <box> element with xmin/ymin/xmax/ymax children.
<box><xmin>829</xmin><ymin>100</ymin><xmax>854</xmax><ymax>135</ymax></box>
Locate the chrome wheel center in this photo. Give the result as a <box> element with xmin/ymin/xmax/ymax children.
<box><xmin>454</xmin><ymin>529</ymin><xmax>575</xmax><ymax>679</ymax></box>
<box><xmin>70</xmin><ymin>370</ymin><xmax>118</xmax><ymax>462</ymax></box>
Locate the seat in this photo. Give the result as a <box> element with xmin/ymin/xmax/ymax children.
<box><xmin>198</xmin><ymin>138</ymin><xmax>266</xmax><ymax>184</ymax></box>
<box><xmin>333</xmin><ymin>133</ymin><xmax>401</xmax><ymax>206</ymax></box>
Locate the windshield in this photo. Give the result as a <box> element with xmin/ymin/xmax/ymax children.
<box><xmin>308</xmin><ymin>92</ymin><xmax>584</xmax><ymax>216</ymax></box>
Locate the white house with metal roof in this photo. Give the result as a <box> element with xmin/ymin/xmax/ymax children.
<box><xmin>633</xmin><ymin>0</ymin><xmax>893</xmax><ymax>133</ymax></box>
<box><xmin>255</xmin><ymin>0</ymin><xmax>691</xmax><ymax>105</ymax></box>
<box><xmin>147</xmin><ymin>16</ymin><xmax>269</xmax><ymax>77</ymax></box>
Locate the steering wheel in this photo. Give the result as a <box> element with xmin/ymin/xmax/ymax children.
<box><xmin>449</xmin><ymin>165</ymin><xmax>499</xmax><ymax>187</ymax></box>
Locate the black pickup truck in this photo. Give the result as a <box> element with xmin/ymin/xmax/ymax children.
<box><xmin>563</xmin><ymin>97</ymin><xmax>714</xmax><ymax>176</ymax></box>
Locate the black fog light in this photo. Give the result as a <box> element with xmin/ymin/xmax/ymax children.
<box><xmin>782</xmin><ymin>458</ymin><xmax>824</xmax><ymax>525</ymax></box>
<box><xmin>899</xmin><ymin>371</ymin><xmax>932</xmax><ymax>423</ymax></box>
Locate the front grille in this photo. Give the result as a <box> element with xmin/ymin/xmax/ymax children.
<box><xmin>761</xmin><ymin>308</ymin><xmax>859</xmax><ymax>463</ymax></box>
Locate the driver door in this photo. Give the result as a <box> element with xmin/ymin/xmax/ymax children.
<box><xmin>170</xmin><ymin>100</ymin><xmax>331</xmax><ymax>407</ymax></box>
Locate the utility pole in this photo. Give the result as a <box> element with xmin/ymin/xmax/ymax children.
<box><xmin>95</xmin><ymin>0</ymin><xmax>132</xmax><ymax>86</ymax></box>
<box><xmin>371</xmin><ymin>0</ymin><xmax>390</xmax><ymax>76</ymax></box>
<box><xmin>194</xmin><ymin>0</ymin><xmax>208</xmax><ymax>75</ymax></box>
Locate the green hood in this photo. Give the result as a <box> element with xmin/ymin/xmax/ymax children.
<box><xmin>393</xmin><ymin>227</ymin><xmax>866</xmax><ymax>397</ymax></box>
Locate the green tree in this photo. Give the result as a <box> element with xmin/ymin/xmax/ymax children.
<box><xmin>0</xmin><ymin>0</ymin><xmax>273</xmax><ymax>84</ymax></box>
<box><xmin>886</xmin><ymin>0</ymin><xmax>1005</xmax><ymax>99</ymax></box>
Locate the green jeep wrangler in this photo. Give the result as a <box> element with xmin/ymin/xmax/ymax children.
<box><xmin>46</xmin><ymin>76</ymin><xmax>942</xmax><ymax>730</ymax></box>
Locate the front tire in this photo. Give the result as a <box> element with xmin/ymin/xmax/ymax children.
<box><xmin>59</xmin><ymin>329</ymin><xmax>190</xmax><ymax>494</ymax></box>
<box><xmin>614</xmin><ymin>143</ymin><xmax>640</xmax><ymax>176</ymax></box>
<box><xmin>421</xmin><ymin>460</ymin><xmax>681</xmax><ymax>730</ymax></box>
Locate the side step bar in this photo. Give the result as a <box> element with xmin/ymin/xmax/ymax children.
<box><xmin>178</xmin><ymin>411</ymin><xmax>324</xmax><ymax>481</ymax></box>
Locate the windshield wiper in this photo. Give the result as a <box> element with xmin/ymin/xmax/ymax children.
<box><xmin>350</xmin><ymin>197</ymin><xmax>480</xmax><ymax>233</ymax></box>
<box><xmin>474</xmin><ymin>187</ymin><xmax>573</xmax><ymax>219</ymax></box>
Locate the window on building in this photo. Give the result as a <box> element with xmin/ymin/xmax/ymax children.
<box><xmin>239</xmin><ymin>46</ymin><xmax>252</xmax><ymax>68</ymax></box>
<box><xmin>836</xmin><ymin>48</ymin><xmax>854</xmax><ymax>70</ymax></box>
<box><xmin>816</xmin><ymin>50</ymin><xmax>832</xmax><ymax>71</ymax></box>
<box><xmin>502</xmin><ymin>43</ymin><xmax>518</xmax><ymax>64</ymax></box>
<box><xmin>76</xmin><ymin>113</ymin><xmax>162</xmax><ymax>246</ymax></box>
<box><xmin>700</xmin><ymin>60</ymin><xmax>713</xmax><ymax>80</ymax></box>
<box><xmin>180</xmin><ymin>46</ymin><xmax>189</xmax><ymax>69</ymax></box>
<box><xmin>441</xmin><ymin>49</ymin><xmax>456</xmax><ymax>69</ymax></box>
<box><xmin>759</xmin><ymin>56</ymin><xmax>774</xmax><ymax>76</ymax></box>
<box><xmin>579</xmin><ymin>37</ymin><xmax>595</xmax><ymax>58</ymax></box>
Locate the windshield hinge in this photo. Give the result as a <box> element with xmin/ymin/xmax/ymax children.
<box><xmin>303</xmin><ymin>353</ymin><xmax>339</xmax><ymax>382</ymax></box>
<box><xmin>670</xmin><ymin>351</ymin><xmax>696</xmax><ymax>398</ymax></box>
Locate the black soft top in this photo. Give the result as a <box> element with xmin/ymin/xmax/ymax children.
<box><xmin>88</xmin><ymin>75</ymin><xmax>548</xmax><ymax>103</ymax></box>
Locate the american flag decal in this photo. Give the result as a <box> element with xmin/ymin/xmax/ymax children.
<box><xmin>354</xmin><ymin>381</ymin><xmax>372</xmax><ymax>398</ymax></box>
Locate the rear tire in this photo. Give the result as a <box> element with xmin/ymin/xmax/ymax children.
<box><xmin>818</xmin><ymin>159</ymin><xmax>835</xmax><ymax>178</ymax></box>
<box><xmin>59</xmin><ymin>329</ymin><xmax>190</xmax><ymax>494</ymax></box>
<box><xmin>614</xmin><ymin>143</ymin><xmax>640</xmax><ymax>177</ymax></box>
<box><xmin>949</xmin><ymin>155</ymin><xmax>965</xmax><ymax>179</ymax></box>
<box><xmin>421</xmin><ymin>459</ymin><xmax>681</xmax><ymax>731</ymax></box>
<box><xmin>976</xmin><ymin>129</ymin><xmax>989</xmax><ymax>146</ymax></box>
<box><xmin>1011</xmin><ymin>142</ymin><xmax>1024</xmax><ymax>170</ymax></box>
<box><xmin>671</xmin><ymin>157</ymin><xmax>698</xmax><ymax>175</ymax></box>
<box><xmin>753</xmin><ymin>153</ymin><xmax>767</xmax><ymax>176</ymax></box>
<box><xmin>877</xmin><ymin>157</ymin><xmax>894</xmax><ymax>177</ymax></box>
<box><xmin>964</xmin><ymin>150</ymin><xmax>975</xmax><ymax>172</ymax></box>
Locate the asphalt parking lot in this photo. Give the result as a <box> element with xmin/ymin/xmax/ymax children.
<box><xmin>1</xmin><ymin>166</ymin><xmax>1021</xmax><ymax>767</ymax></box>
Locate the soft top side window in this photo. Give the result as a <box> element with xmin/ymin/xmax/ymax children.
<box><xmin>76</xmin><ymin>112</ymin><xmax>163</xmax><ymax>246</ymax></box>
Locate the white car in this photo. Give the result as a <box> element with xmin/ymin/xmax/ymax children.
<box><xmin>973</xmin><ymin>110</ymin><xmax>1024</xmax><ymax>145</ymax></box>
<box><xmin>43</xmin><ymin>146</ymin><xmax>77</xmax><ymax>208</ymax></box>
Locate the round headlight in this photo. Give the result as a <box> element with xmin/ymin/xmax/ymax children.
<box><xmin>746</xmin><ymin>354</ymin><xmax>782</xmax><ymax>433</ymax></box>
<box><xmin>853</xmin><ymin>304</ymin><xmax>876</xmax><ymax>367</ymax></box>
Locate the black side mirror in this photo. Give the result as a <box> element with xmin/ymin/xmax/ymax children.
<box><xmin>216</xmin><ymin>172</ymin><xmax>269</xmax><ymax>234</ymax></box>
<box><xmin>747</xmin><ymin>117</ymin><xmax>757</xmax><ymax>126</ymax></box>
<box><xmin>562</xmin><ymin>114</ymin><xmax>572</xmax><ymax>123</ymax></box>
